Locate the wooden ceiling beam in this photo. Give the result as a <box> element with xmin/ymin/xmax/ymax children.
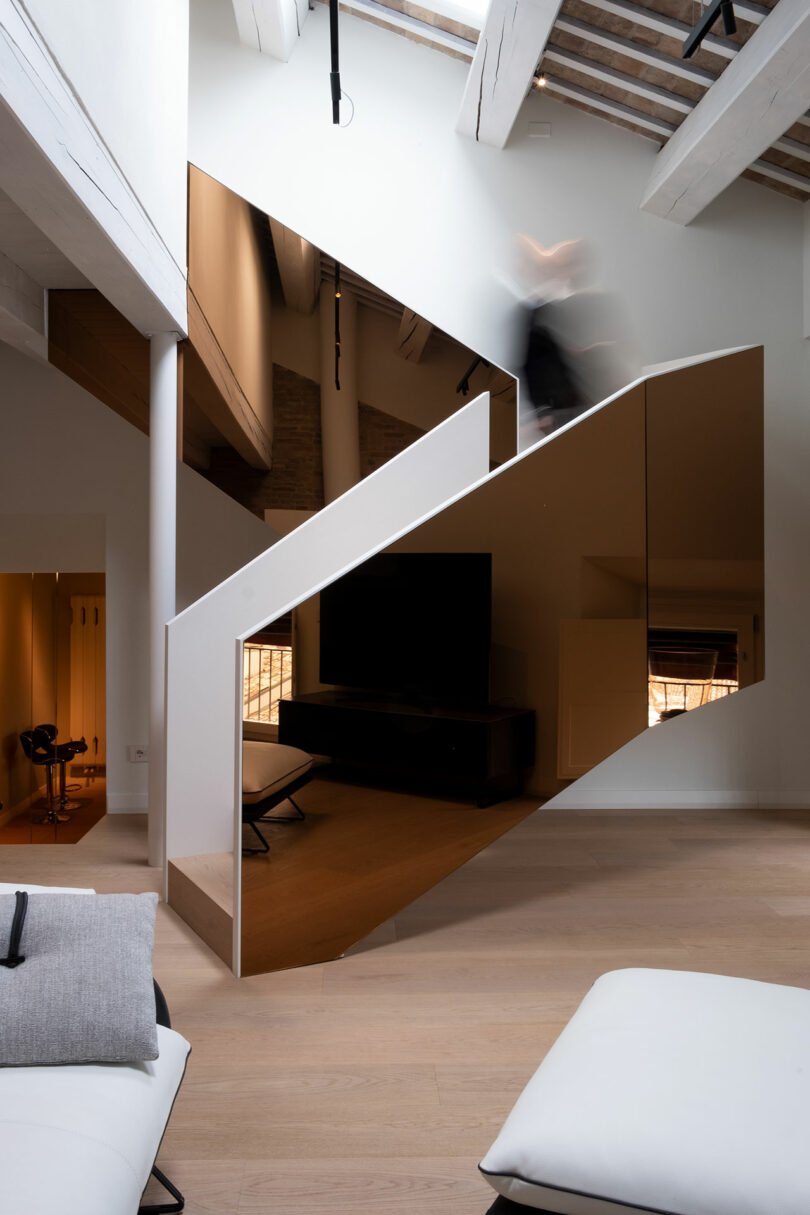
<box><xmin>578</xmin><ymin>0</ymin><xmax>739</xmax><ymax>60</ymax></box>
<box><xmin>0</xmin><ymin>246</ymin><xmax>46</xmax><ymax>359</ymax></box>
<box><xmin>542</xmin><ymin>75</ymin><xmax>676</xmax><ymax>140</ymax></box>
<box><xmin>733</xmin><ymin>0</ymin><xmax>770</xmax><ymax>25</ymax></box>
<box><xmin>396</xmin><ymin>308</ymin><xmax>432</xmax><ymax>362</ymax></box>
<box><xmin>555</xmin><ymin>15</ymin><xmax>716</xmax><ymax>87</ymax></box>
<box><xmin>748</xmin><ymin>158</ymin><xmax>810</xmax><ymax>195</ymax></box>
<box><xmin>457</xmin><ymin>0</ymin><xmax>564</xmax><ymax>148</ymax></box>
<box><xmin>773</xmin><ymin>136</ymin><xmax>810</xmax><ymax>165</ymax></box>
<box><xmin>542</xmin><ymin>46</ymin><xmax>694</xmax><ymax>115</ymax></box>
<box><xmin>640</xmin><ymin>0</ymin><xmax>810</xmax><ymax>224</ymax></box>
<box><xmin>231</xmin><ymin>0</ymin><xmax>309</xmax><ymax>61</ymax></box>
<box><xmin>268</xmin><ymin>218</ymin><xmax>320</xmax><ymax>315</ymax></box>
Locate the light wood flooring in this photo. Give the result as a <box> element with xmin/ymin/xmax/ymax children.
<box><xmin>2</xmin><ymin>801</ymin><xmax>810</xmax><ymax>1213</ymax></box>
<box><xmin>0</xmin><ymin>775</ymin><xmax>106</xmax><ymax>845</ymax></box>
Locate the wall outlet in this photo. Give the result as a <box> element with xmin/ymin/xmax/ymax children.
<box><xmin>128</xmin><ymin>745</ymin><xmax>149</xmax><ymax>763</ymax></box>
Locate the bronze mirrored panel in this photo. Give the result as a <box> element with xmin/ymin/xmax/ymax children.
<box><xmin>645</xmin><ymin>349</ymin><xmax>764</xmax><ymax>729</ymax></box>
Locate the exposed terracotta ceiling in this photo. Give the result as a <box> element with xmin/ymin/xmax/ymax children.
<box><xmin>330</xmin><ymin>0</ymin><xmax>810</xmax><ymax>202</ymax></box>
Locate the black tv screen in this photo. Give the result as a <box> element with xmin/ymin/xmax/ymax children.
<box><xmin>319</xmin><ymin>552</ymin><xmax>492</xmax><ymax>707</ymax></box>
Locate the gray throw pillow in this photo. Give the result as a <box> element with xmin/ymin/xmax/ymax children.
<box><xmin>0</xmin><ymin>892</ymin><xmax>159</xmax><ymax>1066</ymax></box>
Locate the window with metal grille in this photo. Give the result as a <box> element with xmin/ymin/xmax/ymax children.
<box><xmin>242</xmin><ymin>615</ymin><xmax>293</xmax><ymax>725</ymax></box>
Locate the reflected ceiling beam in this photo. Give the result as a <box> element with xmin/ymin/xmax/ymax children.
<box><xmin>542</xmin><ymin>47</ymin><xmax>694</xmax><ymax>115</ymax></box>
<box><xmin>640</xmin><ymin>0</ymin><xmax>810</xmax><ymax>224</ymax></box>
<box><xmin>337</xmin><ymin>0</ymin><xmax>475</xmax><ymax>59</ymax></box>
<box><xmin>578</xmin><ymin>0</ymin><xmax>739</xmax><ymax>60</ymax></box>
<box><xmin>457</xmin><ymin>0</ymin><xmax>564</xmax><ymax>148</ymax></box>
<box><xmin>0</xmin><ymin>247</ymin><xmax>46</xmax><ymax>359</ymax></box>
<box><xmin>268</xmin><ymin>218</ymin><xmax>319</xmax><ymax>315</ymax></box>
<box><xmin>555</xmin><ymin>15</ymin><xmax>716</xmax><ymax>87</ymax></box>
<box><xmin>396</xmin><ymin>308</ymin><xmax>432</xmax><ymax>362</ymax></box>
<box><xmin>231</xmin><ymin>0</ymin><xmax>308</xmax><ymax>60</ymax></box>
<box><xmin>187</xmin><ymin>290</ymin><xmax>273</xmax><ymax>468</ymax></box>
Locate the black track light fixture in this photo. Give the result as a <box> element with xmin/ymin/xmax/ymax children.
<box><xmin>682</xmin><ymin>0</ymin><xmax>736</xmax><ymax>59</ymax></box>
<box><xmin>334</xmin><ymin>259</ymin><xmax>341</xmax><ymax>390</ymax></box>
<box><xmin>330</xmin><ymin>0</ymin><xmax>341</xmax><ymax>123</ymax></box>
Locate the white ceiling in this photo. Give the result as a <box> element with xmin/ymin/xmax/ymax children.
<box><xmin>0</xmin><ymin>186</ymin><xmax>90</xmax><ymax>290</ymax></box>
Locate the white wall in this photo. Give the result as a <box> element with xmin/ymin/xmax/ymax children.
<box><xmin>0</xmin><ymin>345</ymin><xmax>273</xmax><ymax>811</ymax></box>
<box><xmin>189</xmin><ymin>0</ymin><xmax>810</xmax><ymax>804</ymax></box>
<box><xmin>25</xmin><ymin>0</ymin><xmax>189</xmax><ymax>274</ymax></box>
<box><xmin>0</xmin><ymin>0</ymin><xmax>188</xmax><ymax>334</ymax></box>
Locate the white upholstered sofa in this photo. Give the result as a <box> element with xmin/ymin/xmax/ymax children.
<box><xmin>0</xmin><ymin>881</ymin><xmax>190</xmax><ymax>1215</ymax></box>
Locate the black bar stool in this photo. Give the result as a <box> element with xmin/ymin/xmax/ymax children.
<box><xmin>19</xmin><ymin>725</ymin><xmax>88</xmax><ymax>823</ymax></box>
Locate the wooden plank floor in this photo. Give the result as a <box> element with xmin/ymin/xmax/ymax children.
<box><xmin>2</xmin><ymin>802</ymin><xmax>810</xmax><ymax>1213</ymax></box>
<box><xmin>241</xmin><ymin>773</ymin><xmax>538</xmax><ymax>975</ymax></box>
<box><xmin>0</xmin><ymin>775</ymin><xmax>106</xmax><ymax>844</ymax></box>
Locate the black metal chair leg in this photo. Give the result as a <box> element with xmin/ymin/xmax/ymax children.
<box><xmin>257</xmin><ymin>794</ymin><xmax>307</xmax><ymax>824</ymax></box>
<box><xmin>243</xmin><ymin>819</ymin><xmax>270</xmax><ymax>854</ymax></box>
<box><xmin>139</xmin><ymin>1164</ymin><xmax>185</xmax><ymax>1213</ymax></box>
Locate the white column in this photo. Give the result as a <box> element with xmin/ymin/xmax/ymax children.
<box><xmin>148</xmin><ymin>333</ymin><xmax>178</xmax><ymax>870</ymax></box>
<box><xmin>319</xmin><ymin>286</ymin><xmax>360</xmax><ymax>503</ymax></box>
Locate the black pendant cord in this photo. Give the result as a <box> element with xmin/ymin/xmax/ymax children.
<box><xmin>682</xmin><ymin>0</ymin><xmax>735</xmax><ymax>58</ymax></box>
<box><xmin>334</xmin><ymin>260</ymin><xmax>342</xmax><ymax>391</ymax></box>
<box><xmin>0</xmin><ymin>890</ymin><xmax>28</xmax><ymax>968</ymax></box>
<box><xmin>329</xmin><ymin>0</ymin><xmax>341</xmax><ymax>123</ymax></box>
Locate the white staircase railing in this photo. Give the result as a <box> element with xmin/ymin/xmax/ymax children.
<box><xmin>165</xmin><ymin>391</ymin><xmax>492</xmax><ymax>869</ymax></box>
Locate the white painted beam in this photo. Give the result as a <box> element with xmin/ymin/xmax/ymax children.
<box><xmin>268</xmin><ymin>218</ymin><xmax>320</xmax><ymax>314</ymax></box>
<box><xmin>457</xmin><ymin>0</ymin><xmax>564</xmax><ymax>148</ymax></box>
<box><xmin>543</xmin><ymin>46</ymin><xmax>694</xmax><ymax>115</ymax></box>
<box><xmin>232</xmin><ymin>0</ymin><xmax>309</xmax><ymax>61</ymax></box>
<box><xmin>0</xmin><ymin>0</ymin><xmax>186</xmax><ymax>335</ymax></box>
<box><xmin>555</xmin><ymin>15</ymin><xmax>716</xmax><ymax>88</ymax></box>
<box><xmin>396</xmin><ymin>308</ymin><xmax>432</xmax><ymax>361</ymax></box>
<box><xmin>0</xmin><ymin>246</ymin><xmax>46</xmax><ymax>358</ymax></box>
<box><xmin>640</xmin><ymin>0</ymin><xmax>810</xmax><ymax>225</ymax></box>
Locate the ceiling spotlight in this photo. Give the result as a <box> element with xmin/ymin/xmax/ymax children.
<box><xmin>536</xmin><ymin>74</ymin><xmax>547</xmax><ymax>89</ymax></box>
<box><xmin>683</xmin><ymin>0</ymin><xmax>736</xmax><ymax>59</ymax></box>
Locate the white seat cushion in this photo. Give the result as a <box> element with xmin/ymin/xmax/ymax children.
<box><xmin>480</xmin><ymin>968</ymin><xmax>810</xmax><ymax>1215</ymax></box>
<box><xmin>242</xmin><ymin>741</ymin><xmax>313</xmax><ymax>805</ymax></box>
<box><xmin>0</xmin><ymin>1024</ymin><xmax>190</xmax><ymax>1215</ymax></box>
<box><xmin>0</xmin><ymin>882</ymin><xmax>94</xmax><ymax>894</ymax></box>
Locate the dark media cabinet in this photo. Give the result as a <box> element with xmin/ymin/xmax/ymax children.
<box><xmin>278</xmin><ymin>692</ymin><xmax>536</xmax><ymax>807</ymax></box>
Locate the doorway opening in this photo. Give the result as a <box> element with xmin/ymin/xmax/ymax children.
<box><xmin>0</xmin><ymin>572</ymin><xmax>106</xmax><ymax>844</ymax></box>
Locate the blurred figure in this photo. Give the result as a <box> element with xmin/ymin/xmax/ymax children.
<box><xmin>509</xmin><ymin>236</ymin><xmax>637</xmax><ymax>449</ymax></box>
